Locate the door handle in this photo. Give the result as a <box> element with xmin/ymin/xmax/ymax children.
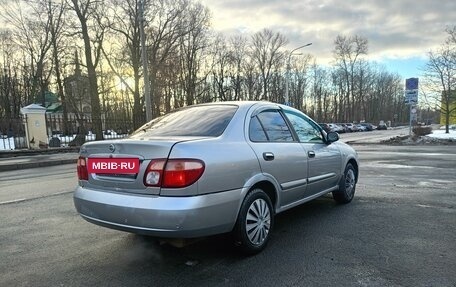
<box><xmin>308</xmin><ymin>151</ymin><xmax>316</xmax><ymax>158</ymax></box>
<box><xmin>263</xmin><ymin>152</ymin><xmax>275</xmax><ymax>161</ymax></box>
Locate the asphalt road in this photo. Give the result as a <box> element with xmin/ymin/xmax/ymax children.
<box><xmin>338</xmin><ymin>126</ymin><xmax>410</xmax><ymax>143</ymax></box>
<box><xmin>1</xmin><ymin>144</ymin><xmax>455</xmax><ymax>287</ymax></box>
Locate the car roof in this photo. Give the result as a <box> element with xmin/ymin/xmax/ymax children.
<box><xmin>192</xmin><ymin>101</ymin><xmax>268</xmax><ymax>108</ymax></box>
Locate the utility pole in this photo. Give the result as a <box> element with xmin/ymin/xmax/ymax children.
<box><xmin>285</xmin><ymin>43</ymin><xmax>312</xmax><ymax>106</ymax></box>
<box><xmin>139</xmin><ymin>0</ymin><xmax>152</xmax><ymax>122</ymax></box>
<box><xmin>405</xmin><ymin>78</ymin><xmax>419</xmax><ymax>137</ymax></box>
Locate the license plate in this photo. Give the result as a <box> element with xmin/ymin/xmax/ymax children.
<box><xmin>87</xmin><ymin>158</ymin><xmax>140</xmax><ymax>174</ymax></box>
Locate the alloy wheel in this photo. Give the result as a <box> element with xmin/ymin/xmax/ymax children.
<box><xmin>245</xmin><ymin>198</ymin><xmax>271</xmax><ymax>245</ymax></box>
<box><xmin>345</xmin><ymin>168</ymin><xmax>356</xmax><ymax>197</ymax></box>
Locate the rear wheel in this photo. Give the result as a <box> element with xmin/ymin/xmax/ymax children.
<box><xmin>333</xmin><ymin>163</ymin><xmax>356</xmax><ymax>204</ymax></box>
<box><xmin>234</xmin><ymin>188</ymin><xmax>274</xmax><ymax>255</ymax></box>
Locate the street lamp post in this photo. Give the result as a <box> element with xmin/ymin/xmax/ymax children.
<box><xmin>285</xmin><ymin>43</ymin><xmax>312</xmax><ymax>106</ymax></box>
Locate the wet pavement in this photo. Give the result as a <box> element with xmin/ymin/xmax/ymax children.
<box><xmin>1</xmin><ymin>144</ymin><xmax>455</xmax><ymax>286</ymax></box>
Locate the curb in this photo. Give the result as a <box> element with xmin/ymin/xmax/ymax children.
<box><xmin>0</xmin><ymin>158</ymin><xmax>77</xmax><ymax>172</ymax></box>
<box><xmin>0</xmin><ymin>147</ymin><xmax>80</xmax><ymax>158</ymax></box>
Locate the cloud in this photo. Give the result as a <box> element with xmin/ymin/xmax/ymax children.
<box><xmin>200</xmin><ymin>0</ymin><xmax>456</xmax><ymax>64</ymax></box>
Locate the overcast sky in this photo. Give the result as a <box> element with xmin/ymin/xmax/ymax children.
<box><xmin>200</xmin><ymin>0</ymin><xmax>455</xmax><ymax>81</ymax></box>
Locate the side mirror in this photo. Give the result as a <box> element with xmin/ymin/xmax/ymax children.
<box><xmin>326</xmin><ymin>131</ymin><xmax>339</xmax><ymax>143</ymax></box>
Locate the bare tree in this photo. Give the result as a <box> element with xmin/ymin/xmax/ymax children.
<box><xmin>228</xmin><ymin>35</ymin><xmax>248</xmax><ymax>101</ymax></box>
<box><xmin>178</xmin><ymin>1</ymin><xmax>211</xmax><ymax>106</ymax></box>
<box><xmin>0</xmin><ymin>29</ymin><xmax>18</xmax><ymax>119</ymax></box>
<box><xmin>2</xmin><ymin>0</ymin><xmax>428</xmax><ymax>137</ymax></box>
<box><xmin>310</xmin><ymin>62</ymin><xmax>329</xmax><ymax>121</ymax></box>
<box><xmin>289</xmin><ymin>54</ymin><xmax>312</xmax><ymax>111</ymax></box>
<box><xmin>240</xmin><ymin>48</ymin><xmax>261</xmax><ymax>102</ymax></box>
<box><xmin>68</xmin><ymin>0</ymin><xmax>107</xmax><ymax>140</ymax></box>
<box><xmin>333</xmin><ymin>35</ymin><xmax>368</xmax><ymax>121</ymax></box>
<box><xmin>43</xmin><ymin>0</ymin><xmax>70</xmax><ymax>134</ymax></box>
<box><xmin>370</xmin><ymin>68</ymin><xmax>403</xmax><ymax>123</ymax></box>
<box><xmin>104</xmin><ymin>0</ymin><xmax>144</xmax><ymax>129</ymax></box>
<box><xmin>423</xmin><ymin>26</ymin><xmax>456</xmax><ymax>133</ymax></box>
<box><xmin>147</xmin><ymin>0</ymin><xmax>195</xmax><ymax>114</ymax></box>
<box><xmin>210</xmin><ymin>34</ymin><xmax>250</xmax><ymax>102</ymax></box>
<box><xmin>211</xmin><ymin>34</ymin><xmax>231</xmax><ymax>101</ymax></box>
<box><xmin>2</xmin><ymin>0</ymin><xmax>53</xmax><ymax>107</ymax></box>
<box><xmin>250</xmin><ymin>29</ymin><xmax>288</xmax><ymax>100</ymax></box>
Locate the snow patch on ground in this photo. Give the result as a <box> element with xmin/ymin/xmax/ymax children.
<box><xmin>428</xmin><ymin>128</ymin><xmax>456</xmax><ymax>140</ymax></box>
<box><xmin>381</xmin><ymin>126</ymin><xmax>456</xmax><ymax>145</ymax></box>
<box><xmin>0</xmin><ymin>137</ymin><xmax>15</xmax><ymax>150</ymax></box>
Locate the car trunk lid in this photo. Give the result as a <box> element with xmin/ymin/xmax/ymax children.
<box><xmin>79</xmin><ymin>138</ymin><xmax>204</xmax><ymax>195</ymax></box>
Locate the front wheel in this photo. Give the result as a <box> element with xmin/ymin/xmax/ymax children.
<box><xmin>233</xmin><ymin>188</ymin><xmax>274</xmax><ymax>255</ymax></box>
<box><xmin>333</xmin><ymin>163</ymin><xmax>357</xmax><ymax>204</ymax></box>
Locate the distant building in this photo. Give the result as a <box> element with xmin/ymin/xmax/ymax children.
<box><xmin>63</xmin><ymin>51</ymin><xmax>91</xmax><ymax>115</ymax></box>
<box><xmin>33</xmin><ymin>91</ymin><xmax>61</xmax><ymax>112</ymax></box>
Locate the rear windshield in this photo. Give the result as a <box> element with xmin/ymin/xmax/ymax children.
<box><xmin>129</xmin><ymin>105</ymin><xmax>238</xmax><ymax>138</ymax></box>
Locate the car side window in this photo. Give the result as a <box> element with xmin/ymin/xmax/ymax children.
<box><xmin>284</xmin><ymin>111</ymin><xmax>324</xmax><ymax>143</ymax></box>
<box><xmin>250</xmin><ymin>110</ymin><xmax>293</xmax><ymax>142</ymax></box>
<box><xmin>249</xmin><ymin>116</ymin><xmax>268</xmax><ymax>141</ymax></box>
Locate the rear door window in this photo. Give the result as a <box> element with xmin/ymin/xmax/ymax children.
<box><xmin>250</xmin><ymin>110</ymin><xmax>293</xmax><ymax>142</ymax></box>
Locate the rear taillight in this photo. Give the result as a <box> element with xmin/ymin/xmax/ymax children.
<box><xmin>144</xmin><ymin>159</ymin><xmax>205</xmax><ymax>188</ymax></box>
<box><xmin>144</xmin><ymin>159</ymin><xmax>166</xmax><ymax>186</ymax></box>
<box><xmin>77</xmin><ymin>156</ymin><xmax>88</xmax><ymax>180</ymax></box>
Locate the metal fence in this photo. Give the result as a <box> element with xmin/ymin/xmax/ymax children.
<box><xmin>0</xmin><ymin>117</ymin><xmax>28</xmax><ymax>150</ymax></box>
<box><xmin>45</xmin><ymin>114</ymin><xmax>134</xmax><ymax>147</ymax></box>
<box><xmin>0</xmin><ymin>115</ymin><xmax>135</xmax><ymax>150</ymax></box>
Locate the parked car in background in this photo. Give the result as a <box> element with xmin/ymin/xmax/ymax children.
<box><xmin>345</xmin><ymin>123</ymin><xmax>358</xmax><ymax>132</ymax></box>
<box><xmin>376</xmin><ymin>120</ymin><xmax>387</xmax><ymax>130</ymax></box>
<box><xmin>360</xmin><ymin>123</ymin><xmax>375</xmax><ymax>131</ymax></box>
<box><xmin>376</xmin><ymin>123</ymin><xmax>388</xmax><ymax>130</ymax></box>
<box><xmin>74</xmin><ymin>101</ymin><xmax>359</xmax><ymax>254</ymax></box>
<box><xmin>319</xmin><ymin>123</ymin><xmax>331</xmax><ymax>133</ymax></box>
<box><xmin>356</xmin><ymin>124</ymin><xmax>367</xmax><ymax>131</ymax></box>
<box><xmin>328</xmin><ymin>123</ymin><xmax>345</xmax><ymax>133</ymax></box>
<box><xmin>338</xmin><ymin>123</ymin><xmax>351</xmax><ymax>133</ymax></box>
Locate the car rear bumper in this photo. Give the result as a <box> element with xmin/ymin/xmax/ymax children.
<box><xmin>73</xmin><ymin>186</ymin><xmax>242</xmax><ymax>238</ymax></box>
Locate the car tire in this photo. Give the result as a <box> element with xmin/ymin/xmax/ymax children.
<box><xmin>233</xmin><ymin>188</ymin><xmax>274</xmax><ymax>255</ymax></box>
<box><xmin>333</xmin><ymin>163</ymin><xmax>357</xmax><ymax>204</ymax></box>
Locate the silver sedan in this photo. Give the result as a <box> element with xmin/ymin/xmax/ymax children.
<box><xmin>74</xmin><ymin>101</ymin><xmax>359</xmax><ymax>254</ymax></box>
